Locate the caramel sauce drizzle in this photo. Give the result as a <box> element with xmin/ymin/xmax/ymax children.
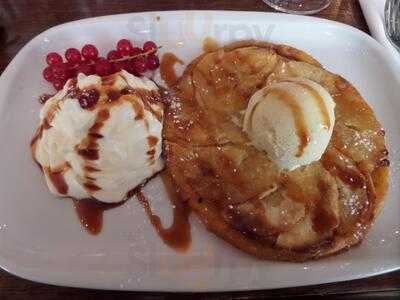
<box><xmin>146</xmin><ymin>135</ymin><xmax>159</xmax><ymax>161</ymax></box>
<box><xmin>30</xmin><ymin>102</ymin><xmax>58</xmax><ymax>159</ymax></box>
<box><xmin>160</xmin><ymin>53</ymin><xmax>184</xmax><ymax>88</ymax></box>
<box><xmin>266</xmin><ymin>88</ymin><xmax>310</xmax><ymax>157</ymax></box>
<box><xmin>136</xmin><ymin>171</ymin><xmax>192</xmax><ymax>252</ymax></box>
<box><xmin>107</xmin><ymin>90</ymin><xmax>121</xmax><ymax>101</ymax></box>
<box><xmin>31</xmin><ymin>101</ymin><xmax>70</xmax><ymax>190</ymax></box>
<box><xmin>45</xmin><ymin>167</ymin><xmax>69</xmax><ymax>195</ymax></box>
<box><xmin>73</xmin><ymin>199</ymin><xmax>125</xmax><ymax>235</ymax></box>
<box><xmin>132</xmin><ymin>89</ymin><xmax>163</xmax><ymax>122</ymax></box>
<box><xmin>147</xmin><ymin>135</ymin><xmax>159</xmax><ymax>147</ymax></box>
<box><xmin>321</xmin><ymin>147</ymin><xmax>366</xmax><ymax>189</ymax></box>
<box><xmin>289</xmin><ymin>81</ymin><xmax>331</xmax><ymax>129</ymax></box>
<box><xmin>131</xmin><ymin>99</ymin><xmax>144</xmax><ymax>120</ymax></box>
<box><xmin>76</xmin><ymin>108</ymin><xmax>110</xmax><ymax>193</ymax></box>
<box><xmin>30</xmin><ymin>125</ymin><xmax>45</xmax><ymax>161</ymax></box>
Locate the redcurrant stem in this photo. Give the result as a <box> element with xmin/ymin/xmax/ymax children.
<box><xmin>112</xmin><ymin>46</ymin><xmax>161</xmax><ymax>63</ymax></box>
<box><xmin>69</xmin><ymin>46</ymin><xmax>161</xmax><ymax>70</ymax></box>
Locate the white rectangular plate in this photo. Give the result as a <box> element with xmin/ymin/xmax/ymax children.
<box><xmin>0</xmin><ymin>11</ymin><xmax>399</xmax><ymax>292</ymax></box>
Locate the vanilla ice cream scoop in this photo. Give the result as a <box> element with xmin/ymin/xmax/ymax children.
<box><xmin>31</xmin><ymin>70</ymin><xmax>164</xmax><ymax>203</ymax></box>
<box><xmin>243</xmin><ymin>77</ymin><xmax>335</xmax><ymax>171</ymax></box>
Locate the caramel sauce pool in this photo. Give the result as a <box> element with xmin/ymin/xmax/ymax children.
<box><xmin>160</xmin><ymin>53</ymin><xmax>184</xmax><ymax>88</ymax></box>
<box><xmin>72</xmin><ymin>171</ymin><xmax>192</xmax><ymax>252</ymax></box>
<box><xmin>136</xmin><ymin>171</ymin><xmax>192</xmax><ymax>252</ymax></box>
<box><xmin>73</xmin><ymin>199</ymin><xmax>125</xmax><ymax>235</ymax></box>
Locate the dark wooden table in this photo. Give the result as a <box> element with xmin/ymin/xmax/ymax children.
<box><xmin>0</xmin><ymin>0</ymin><xmax>399</xmax><ymax>299</ymax></box>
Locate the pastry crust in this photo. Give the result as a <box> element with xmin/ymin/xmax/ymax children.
<box><xmin>164</xmin><ymin>40</ymin><xmax>389</xmax><ymax>261</ymax></box>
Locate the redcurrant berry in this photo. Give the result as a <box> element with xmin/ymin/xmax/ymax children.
<box><xmin>46</xmin><ymin>52</ymin><xmax>63</xmax><ymax>66</ymax></box>
<box><xmin>129</xmin><ymin>47</ymin><xmax>143</xmax><ymax>57</ymax></box>
<box><xmin>76</xmin><ymin>63</ymin><xmax>94</xmax><ymax>76</ymax></box>
<box><xmin>113</xmin><ymin>61</ymin><xmax>128</xmax><ymax>72</ymax></box>
<box><xmin>52</xmin><ymin>63</ymin><xmax>69</xmax><ymax>80</ymax></box>
<box><xmin>131</xmin><ymin>57</ymin><xmax>147</xmax><ymax>75</ymax></box>
<box><xmin>107</xmin><ymin>50</ymin><xmax>122</xmax><ymax>61</ymax></box>
<box><xmin>65</xmin><ymin>48</ymin><xmax>82</xmax><ymax>64</ymax></box>
<box><xmin>94</xmin><ymin>58</ymin><xmax>113</xmax><ymax>76</ymax></box>
<box><xmin>81</xmin><ymin>44</ymin><xmax>99</xmax><ymax>61</ymax></box>
<box><xmin>146</xmin><ymin>54</ymin><xmax>160</xmax><ymax>70</ymax></box>
<box><xmin>117</xmin><ymin>39</ymin><xmax>133</xmax><ymax>56</ymax></box>
<box><xmin>53</xmin><ymin>78</ymin><xmax>66</xmax><ymax>91</ymax></box>
<box><xmin>42</xmin><ymin>66</ymin><xmax>54</xmax><ymax>82</ymax></box>
<box><xmin>143</xmin><ymin>41</ymin><xmax>157</xmax><ymax>52</ymax></box>
<box><xmin>78</xmin><ymin>89</ymin><xmax>99</xmax><ymax>109</ymax></box>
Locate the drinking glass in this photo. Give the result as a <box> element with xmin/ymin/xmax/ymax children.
<box><xmin>262</xmin><ymin>0</ymin><xmax>331</xmax><ymax>15</ymax></box>
<box><xmin>385</xmin><ymin>0</ymin><xmax>400</xmax><ymax>52</ymax></box>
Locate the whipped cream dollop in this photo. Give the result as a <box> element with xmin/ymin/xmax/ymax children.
<box><xmin>32</xmin><ymin>70</ymin><xmax>164</xmax><ymax>203</ymax></box>
<box><xmin>243</xmin><ymin>77</ymin><xmax>335</xmax><ymax>171</ymax></box>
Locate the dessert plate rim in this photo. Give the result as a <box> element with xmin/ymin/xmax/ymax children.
<box><xmin>0</xmin><ymin>10</ymin><xmax>399</xmax><ymax>292</ymax></box>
